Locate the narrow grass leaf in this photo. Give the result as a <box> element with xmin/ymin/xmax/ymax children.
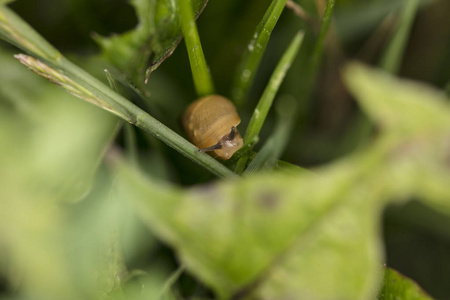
<box><xmin>310</xmin><ymin>0</ymin><xmax>336</xmax><ymax>73</ymax></box>
<box><xmin>244</xmin><ymin>31</ymin><xmax>304</xmax><ymax>145</ymax></box>
<box><xmin>245</xmin><ymin>95</ymin><xmax>298</xmax><ymax>174</ymax></box>
<box><xmin>235</xmin><ymin>31</ymin><xmax>304</xmax><ymax>173</ymax></box>
<box><xmin>293</xmin><ymin>0</ymin><xmax>335</xmax><ymax>128</ymax></box>
<box><xmin>231</xmin><ymin>0</ymin><xmax>288</xmax><ymax>107</ymax></box>
<box><xmin>104</xmin><ymin>69</ymin><xmax>119</xmax><ymax>93</ymax></box>
<box><xmin>125</xmin><ymin>124</ymin><xmax>139</xmax><ymax>166</ymax></box>
<box><xmin>0</xmin><ymin>7</ymin><xmax>234</xmax><ymax>178</ymax></box>
<box><xmin>379</xmin><ymin>0</ymin><xmax>420</xmax><ymax>74</ymax></box>
<box><xmin>179</xmin><ymin>0</ymin><xmax>215</xmax><ymax>96</ymax></box>
<box><xmin>0</xmin><ymin>5</ymin><xmax>61</xmax><ymax>60</ymax></box>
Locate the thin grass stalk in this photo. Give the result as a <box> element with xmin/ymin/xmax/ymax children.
<box><xmin>231</xmin><ymin>0</ymin><xmax>288</xmax><ymax>107</ymax></box>
<box><xmin>235</xmin><ymin>31</ymin><xmax>304</xmax><ymax>174</ymax></box>
<box><xmin>379</xmin><ymin>0</ymin><xmax>420</xmax><ymax>74</ymax></box>
<box><xmin>178</xmin><ymin>0</ymin><xmax>215</xmax><ymax>96</ymax></box>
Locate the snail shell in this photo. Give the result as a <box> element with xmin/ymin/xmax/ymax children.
<box><xmin>182</xmin><ymin>95</ymin><xmax>243</xmax><ymax>160</ymax></box>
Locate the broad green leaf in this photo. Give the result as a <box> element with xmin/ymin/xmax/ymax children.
<box><xmin>112</xmin><ymin>63</ymin><xmax>449</xmax><ymax>299</ymax></box>
<box><xmin>93</xmin><ymin>0</ymin><xmax>209</xmax><ymax>85</ymax></box>
<box><xmin>378</xmin><ymin>268</ymin><xmax>434</xmax><ymax>300</ymax></box>
<box><xmin>0</xmin><ymin>51</ymin><xmax>118</xmax><ymax>203</ymax></box>
<box><xmin>0</xmin><ymin>49</ymin><xmax>120</xmax><ymax>299</ymax></box>
<box><xmin>344</xmin><ymin>63</ymin><xmax>450</xmax><ymax>212</ymax></box>
<box><xmin>112</xmin><ymin>153</ymin><xmax>386</xmax><ymax>299</ymax></box>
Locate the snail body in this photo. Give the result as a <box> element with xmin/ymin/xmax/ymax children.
<box><xmin>182</xmin><ymin>95</ymin><xmax>243</xmax><ymax>160</ymax></box>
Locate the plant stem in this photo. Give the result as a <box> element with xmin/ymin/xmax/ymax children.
<box><xmin>235</xmin><ymin>31</ymin><xmax>304</xmax><ymax>174</ymax></box>
<box><xmin>245</xmin><ymin>95</ymin><xmax>298</xmax><ymax>174</ymax></box>
<box><xmin>379</xmin><ymin>0</ymin><xmax>420</xmax><ymax>74</ymax></box>
<box><xmin>231</xmin><ymin>0</ymin><xmax>288</xmax><ymax>107</ymax></box>
<box><xmin>178</xmin><ymin>0</ymin><xmax>215</xmax><ymax>96</ymax></box>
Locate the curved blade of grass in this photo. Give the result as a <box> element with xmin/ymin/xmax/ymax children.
<box><xmin>0</xmin><ymin>6</ymin><xmax>234</xmax><ymax>178</ymax></box>
<box><xmin>293</xmin><ymin>0</ymin><xmax>335</xmax><ymax>128</ymax></box>
<box><xmin>235</xmin><ymin>31</ymin><xmax>304</xmax><ymax>174</ymax></box>
<box><xmin>244</xmin><ymin>95</ymin><xmax>297</xmax><ymax>174</ymax></box>
<box><xmin>179</xmin><ymin>0</ymin><xmax>214</xmax><ymax>96</ymax></box>
<box><xmin>379</xmin><ymin>0</ymin><xmax>420</xmax><ymax>74</ymax></box>
<box><xmin>231</xmin><ymin>0</ymin><xmax>289</xmax><ymax>107</ymax></box>
<box><xmin>310</xmin><ymin>0</ymin><xmax>335</xmax><ymax>75</ymax></box>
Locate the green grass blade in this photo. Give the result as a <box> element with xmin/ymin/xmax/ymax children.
<box><xmin>244</xmin><ymin>95</ymin><xmax>297</xmax><ymax>174</ymax></box>
<box><xmin>379</xmin><ymin>0</ymin><xmax>420</xmax><ymax>74</ymax></box>
<box><xmin>179</xmin><ymin>0</ymin><xmax>214</xmax><ymax>96</ymax></box>
<box><xmin>244</xmin><ymin>31</ymin><xmax>304</xmax><ymax>146</ymax></box>
<box><xmin>310</xmin><ymin>0</ymin><xmax>336</xmax><ymax>75</ymax></box>
<box><xmin>0</xmin><ymin>6</ymin><xmax>234</xmax><ymax>178</ymax></box>
<box><xmin>294</xmin><ymin>0</ymin><xmax>335</xmax><ymax>127</ymax></box>
<box><xmin>0</xmin><ymin>5</ymin><xmax>60</xmax><ymax>60</ymax></box>
<box><xmin>124</xmin><ymin>124</ymin><xmax>139</xmax><ymax>167</ymax></box>
<box><xmin>231</xmin><ymin>0</ymin><xmax>289</xmax><ymax>107</ymax></box>
<box><xmin>235</xmin><ymin>31</ymin><xmax>304</xmax><ymax>173</ymax></box>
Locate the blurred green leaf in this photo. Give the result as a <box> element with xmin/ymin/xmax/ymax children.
<box><xmin>112</xmin><ymin>63</ymin><xmax>450</xmax><ymax>299</ymax></box>
<box><xmin>93</xmin><ymin>0</ymin><xmax>209</xmax><ymax>86</ymax></box>
<box><xmin>378</xmin><ymin>268</ymin><xmax>434</xmax><ymax>300</ymax></box>
<box><xmin>0</xmin><ymin>48</ymin><xmax>121</xmax><ymax>299</ymax></box>
<box><xmin>113</xmin><ymin>155</ymin><xmax>386</xmax><ymax>299</ymax></box>
<box><xmin>0</xmin><ymin>51</ymin><xmax>119</xmax><ymax>203</ymax></box>
<box><xmin>344</xmin><ymin>63</ymin><xmax>450</xmax><ymax>212</ymax></box>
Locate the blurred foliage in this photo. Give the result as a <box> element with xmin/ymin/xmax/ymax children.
<box><xmin>1</xmin><ymin>0</ymin><xmax>450</xmax><ymax>299</ymax></box>
<box><xmin>378</xmin><ymin>267</ymin><xmax>434</xmax><ymax>300</ymax></box>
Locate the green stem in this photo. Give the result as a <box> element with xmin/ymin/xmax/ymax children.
<box><xmin>231</xmin><ymin>0</ymin><xmax>288</xmax><ymax>107</ymax></box>
<box><xmin>124</xmin><ymin>124</ymin><xmax>138</xmax><ymax>167</ymax></box>
<box><xmin>311</xmin><ymin>0</ymin><xmax>335</xmax><ymax>76</ymax></box>
<box><xmin>179</xmin><ymin>0</ymin><xmax>215</xmax><ymax>96</ymax></box>
<box><xmin>379</xmin><ymin>0</ymin><xmax>420</xmax><ymax>74</ymax></box>
<box><xmin>235</xmin><ymin>31</ymin><xmax>304</xmax><ymax>174</ymax></box>
<box><xmin>244</xmin><ymin>95</ymin><xmax>297</xmax><ymax>174</ymax></box>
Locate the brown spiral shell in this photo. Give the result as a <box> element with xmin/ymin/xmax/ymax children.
<box><xmin>182</xmin><ymin>95</ymin><xmax>243</xmax><ymax>159</ymax></box>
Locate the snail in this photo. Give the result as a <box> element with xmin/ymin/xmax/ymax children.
<box><xmin>182</xmin><ymin>95</ymin><xmax>243</xmax><ymax>160</ymax></box>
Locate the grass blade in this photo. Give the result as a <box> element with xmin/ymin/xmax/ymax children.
<box><xmin>235</xmin><ymin>31</ymin><xmax>304</xmax><ymax>173</ymax></box>
<box><xmin>0</xmin><ymin>5</ymin><xmax>60</xmax><ymax>60</ymax></box>
<box><xmin>179</xmin><ymin>0</ymin><xmax>214</xmax><ymax>96</ymax></box>
<box><xmin>244</xmin><ymin>31</ymin><xmax>304</xmax><ymax>146</ymax></box>
<box><xmin>294</xmin><ymin>0</ymin><xmax>335</xmax><ymax>127</ymax></box>
<box><xmin>244</xmin><ymin>95</ymin><xmax>297</xmax><ymax>174</ymax></box>
<box><xmin>0</xmin><ymin>6</ymin><xmax>234</xmax><ymax>178</ymax></box>
<box><xmin>231</xmin><ymin>0</ymin><xmax>289</xmax><ymax>107</ymax></box>
<box><xmin>379</xmin><ymin>0</ymin><xmax>420</xmax><ymax>74</ymax></box>
<box><xmin>310</xmin><ymin>0</ymin><xmax>335</xmax><ymax>75</ymax></box>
